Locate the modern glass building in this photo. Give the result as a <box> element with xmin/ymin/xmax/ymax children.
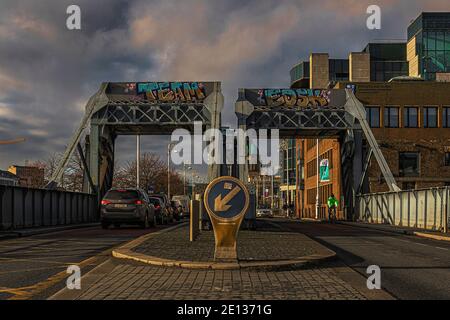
<box><xmin>290</xmin><ymin>59</ymin><xmax>349</xmax><ymax>88</ymax></box>
<box><xmin>407</xmin><ymin>12</ymin><xmax>450</xmax><ymax>80</ymax></box>
<box><xmin>363</xmin><ymin>42</ymin><xmax>409</xmax><ymax>81</ymax></box>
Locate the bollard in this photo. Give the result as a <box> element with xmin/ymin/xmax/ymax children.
<box><xmin>190</xmin><ymin>200</ymin><xmax>200</xmax><ymax>241</ymax></box>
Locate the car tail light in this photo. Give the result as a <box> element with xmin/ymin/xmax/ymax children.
<box><xmin>135</xmin><ymin>200</ymin><xmax>143</xmax><ymax>205</ymax></box>
<box><xmin>101</xmin><ymin>200</ymin><xmax>111</xmax><ymax>206</ymax></box>
<box><xmin>155</xmin><ymin>205</ymin><xmax>161</xmax><ymax>210</ymax></box>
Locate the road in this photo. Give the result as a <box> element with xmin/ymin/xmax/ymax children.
<box><xmin>0</xmin><ymin>219</ymin><xmax>449</xmax><ymax>300</ymax></box>
<box><xmin>276</xmin><ymin>220</ymin><xmax>450</xmax><ymax>300</ymax></box>
<box><xmin>0</xmin><ymin>224</ymin><xmax>177</xmax><ymax>300</ymax></box>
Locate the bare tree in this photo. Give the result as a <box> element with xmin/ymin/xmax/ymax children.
<box><xmin>113</xmin><ymin>153</ymin><xmax>184</xmax><ymax>195</ymax></box>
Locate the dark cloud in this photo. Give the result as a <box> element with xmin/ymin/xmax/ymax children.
<box><xmin>0</xmin><ymin>0</ymin><xmax>448</xmax><ymax>172</ymax></box>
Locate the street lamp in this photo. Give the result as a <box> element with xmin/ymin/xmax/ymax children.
<box><xmin>167</xmin><ymin>143</ymin><xmax>177</xmax><ymax>200</ymax></box>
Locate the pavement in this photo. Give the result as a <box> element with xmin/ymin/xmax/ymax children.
<box><xmin>51</xmin><ymin>219</ymin><xmax>392</xmax><ymax>300</ymax></box>
<box><xmin>113</xmin><ymin>220</ymin><xmax>336</xmax><ymax>270</ymax></box>
<box><xmin>2</xmin><ymin>218</ymin><xmax>449</xmax><ymax>300</ymax></box>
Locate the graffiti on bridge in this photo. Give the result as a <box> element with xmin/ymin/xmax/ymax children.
<box><xmin>137</xmin><ymin>82</ymin><xmax>208</xmax><ymax>102</ymax></box>
<box><xmin>106</xmin><ymin>82</ymin><xmax>215</xmax><ymax>103</ymax></box>
<box><xmin>244</xmin><ymin>88</ymin><xmax>332</xmax><ymax>108</ymax></box>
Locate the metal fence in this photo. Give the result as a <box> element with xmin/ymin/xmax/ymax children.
<box><xmin>0</xmin><ymin>185</ymin><xmax>98</xmax><ymax>230</ymax></box>
<box><xmin>357</xmin><ymin>187</ymin><xmax>449</xmax><ymax>233</ymax></box>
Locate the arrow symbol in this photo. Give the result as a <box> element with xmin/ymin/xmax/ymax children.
<box><xmin>214</xmin><ymin>186</ymin><xmax>241</xmax><ymax>212</ymax></box>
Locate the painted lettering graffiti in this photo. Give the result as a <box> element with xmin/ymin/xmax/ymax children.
<box><xmin>260</xmin><ymin>89</ymin><xmax>331</xmax><ymax>107</ymax></box>
<box><xmin>137</xmin><ymin>82</ymin><xmax>207</xmax><ymax>102</ymax></box>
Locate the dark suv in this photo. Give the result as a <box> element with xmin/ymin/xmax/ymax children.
<box><xmin>100</xmin><ymin>189</ymin><xmax>155</xmax><ymax>229</ymax></box>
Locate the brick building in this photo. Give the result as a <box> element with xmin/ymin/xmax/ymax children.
<box><xmin>8</xmin><ymin>165</ymin><xmax>45</xmax><ymax>188</ymax></box>
<box><xmin>336</xmin><ymin>81</ymin><xmax>450</xmax><ymax>192</ymax></box>
<box><xmin>290</xmin><ymin>12</ymin><xmax>450</xmax><ymax>220</ymax></box>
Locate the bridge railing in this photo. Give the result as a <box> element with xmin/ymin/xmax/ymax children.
<box><xmin>357</xmin><ymin>187</ymin><xmax>449</xmax><ymax>233</ymax></box>
<box><xmin>0</xmin><ymin>185</ymin><xmax>98</xmax><ymax>230</ymax></box>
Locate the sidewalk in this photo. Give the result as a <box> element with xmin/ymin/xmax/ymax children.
<box><xmin>51</xmin><ymin>220</ymin><xmax>393</xmax><ymax>300</ymax></box>
<box><xmin>337</xmin><ymin>221</ymin><xmax>450</xmax><ymax>241</ymax></box>
<box><xmin>113</xmin><ymin>221</ymin><xmax>336</xmax><ymax>270</ymax></box>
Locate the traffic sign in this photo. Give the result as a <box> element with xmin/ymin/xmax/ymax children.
<box><xmin>204</xmin><ymin>176</ymin><xmax>250</xmax><ymax>261</ymax></box>
<box><xmin>204</xmin><ymin>176</ymin><xmax>249</xmax><ymax>221</ymax></box>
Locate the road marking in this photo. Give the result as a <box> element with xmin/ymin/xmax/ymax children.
<box><xmin>435</xmin><ymin>247</ymin><xmax>449</xmax><ymax>251</ymax></box>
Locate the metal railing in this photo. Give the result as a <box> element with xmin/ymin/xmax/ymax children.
<box><xmin>357</xmin><ymin>187</ymin><xmax>449</xmax><ymax>233</ymax></box>
<box><xmin>0</xmin><ymin>185</ymin><xmax>98</xmax><ymax>230</ymax></box>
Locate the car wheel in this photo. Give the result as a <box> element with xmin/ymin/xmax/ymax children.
<box><xmin>101</xmin><ymin>222</ymin><xmax>109</xmax><ymax>229</ymax></box>
<box><xmin>114</xmin><ymin>223</ymin><xmax>121</xmax><ymax>228</ymax></box>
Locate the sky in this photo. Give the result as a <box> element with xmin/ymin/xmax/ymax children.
<box><xmin>0</xmin><ymin>0</ymin><xmax>449</xmax><ymax>173</ymax></box>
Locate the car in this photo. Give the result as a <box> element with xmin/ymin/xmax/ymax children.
<box><xmin>149</xmin><ymin>193</ymin><xmax>174</xmax><ymax>222</ymax></box>
<box><xmin>256</xmin><ymin>208</ymin><xmax>274</xmax><ymax>218</ymax></box>
<box><xmin>170</xmin><ymin>200</ymin><xmax>183</xmax><ymax>221</ymax></box>
<box><xmin>149</xmin><ymin>196</ymin><xmax>170</xmax><ymax>225</ymax></box>
<box><xmin>172</xmin><ymin>196</ymin><xmax>190</xmax><ymax>218</ymax></box>
<box><xmin>100</xmin><ymin>189</ymin><xmax>155</xmax><ymax>229</ymax></box>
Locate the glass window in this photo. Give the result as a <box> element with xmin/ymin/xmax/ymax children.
<box><xmin>427</xmin><ymin>32</ymin><xmax>436</xmax><ymax>50</ymax></box>
<box><xmin>404</xmin><ymin>107</ymin><xmax>419</xmax><ymax>128</ymax></box>
<box><xmin>399</xmin><ymin>152</ymin><xmax>420</xmax><ymax>177</ymax></box>
<box><xmin>423</xmin><ymin>107</ymin><xmax>438</xmax><ymax>128</ymax></box>
<box><xmin>445</xmin><ymin>153</ymin><xmax>450</xmax><ymax>166</ymax></box>
<box><xmin>444</xmin><ymin>107</ymin><xmax>450</xmax><ymax>128</ymax></box>
<box><xmin>366</xmin><ymin>107</ymin><xmax>380</xmax><ymax>128</ymax></box>
<box><xmin>437</xmin><ymin>32</ymin><xmax>445</xmax><ymax>50</ymax></box>
<box><xmin>446</xmin><ymin>32</ymin><xmax>450</xmax><ymax>51</ymax></box>
<box><xmin>384</xmin><ymin>107</ymin><xmax>399</xmax><ymax>128</ymax></box>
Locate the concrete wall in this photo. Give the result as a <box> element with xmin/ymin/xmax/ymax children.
<box><xmin>349</xmin><ymin>52</ymin><xmax>370</xmax><ymax>82</ymax></box>
<box><xmin>310</xmin><ymin>53</ymin><xmax>329</xmax><ymax>89</ymax></box>
<box><xmin>407</xmin><ymin>37</ymin><xmax>420</xmax><ymax>77</ymax></box>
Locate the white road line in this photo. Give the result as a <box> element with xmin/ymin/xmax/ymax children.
<box><xmin>435</xmin><ymin>247</ymin><xmax>449</xmax><ymax>251</ymax></box>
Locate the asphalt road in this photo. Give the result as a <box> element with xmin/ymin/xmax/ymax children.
<box><xmin>276</xmin><ymin>219</ymin><xmax>450</xmax><ymax>300</ymax></box>
<box><xmin>0</xmin><ymin>223</ymin><xmax>178</xmax><ymax>300</ymax></box>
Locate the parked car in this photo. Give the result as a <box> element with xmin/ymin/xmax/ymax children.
<box><xmin>100</xmin><ymin>189</ymin><xmax>155</xmax><ymax>229</ymax></box>
<box><xmin>172</xmin><ymin>195</ymin><xmax>190</xmax><ymax>218</ymax></box>
<box><xmin>256</xmin><ymin>208</ymin><xmax>274</xmax><ymax>218</ymax></box>
<box><xmin>149</xmin><ymin>196</ymin><xmax>170</xmax><ymax>224</ymax></box>
<box><xmin>149</xmin><ymin>193</ymin><xmax>174</xmax><ymax>223</ymax></box>
<box><xmin>170</xmin><ymin>200</ymin><xmax>182</xmax><ymax>221</ymax></box>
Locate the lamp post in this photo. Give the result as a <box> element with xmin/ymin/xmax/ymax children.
<box><xmin>136</xmin><ymin>135</ymin><xmax>140</xmax><ymax>189</ymax></box>
<box><xmin>167</xmin><ymin>143</ymin><xmax>177</xmax><ymax>200</ymax></box>
<box><xmin>315</xmin><ymin>139</ymin><xmax>320</xmax><ymax>220</ymax></box>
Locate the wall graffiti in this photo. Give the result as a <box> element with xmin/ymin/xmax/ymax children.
<box><xmin>137</xmin><ymin>82</ymin><xmax>207</xmax><ymax>102</ymax></box>
<box><xmin>243</xmin><ymin>88</ymin><xmax>334</xmax><ymax>108</ymax></box>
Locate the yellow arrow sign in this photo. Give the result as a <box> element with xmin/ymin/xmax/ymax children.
<box><xmin>214</xmin><ymin>185</ymin><xmax>241</xmax><ymax>212</ymax></box>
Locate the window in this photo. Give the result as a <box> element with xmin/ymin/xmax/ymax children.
<box><xmin>404</xmin><ymin>107</ymin><xmax>419</xmax><ymax>128</ymax></box>
<box><xmin>399</xmin><ymin>152</ymin><xmax>420</xmax><ymax>177</ymax></box>
<box><xmin>423</xmin><ymin>107</ymin><xmax>438</xmax><ymax>128</ymax></box>
<box><xmin>384</xmin><ymin>107</ymin><xmax>399</xmax><ymax>128</ymax></box>
<box><xmin>402</xmin><ymin>182</ymin><xmax>416</xmax><ymax>191</ymax></box>
<box><xmin>445</xmin><ymin>153</ymin><xmax>450</xmax><ymax>166</ymax></box>
<box><xmin>443</xmin><ymin>107</ymin><xmax>450</xmax><ymax>128</ymax></box>
<box><xmin>366</xmin><ymin>107</ymin><xmax>380</xmax><ymax>128</ymax></box>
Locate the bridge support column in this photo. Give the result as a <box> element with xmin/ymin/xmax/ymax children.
<box><xmin>205</xmin><ymin>83</ymin><xmax>224</xmax><ymax>181</ymax></box>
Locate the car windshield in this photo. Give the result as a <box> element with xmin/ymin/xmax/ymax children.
<box><xmin>105</xmin><ymin>190</ymin><xmax>139</xmax><ymax>200</ymax></box>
